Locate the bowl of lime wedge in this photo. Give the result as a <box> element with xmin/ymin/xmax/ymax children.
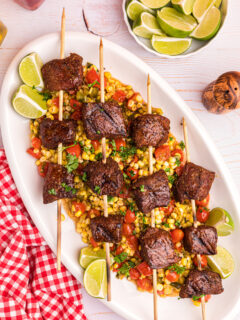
<box><xmin>123</xmin><ymin>0</ymin><xmax>229</xmax><ymax>57</ymax></box>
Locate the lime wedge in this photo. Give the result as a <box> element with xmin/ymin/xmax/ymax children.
<box><xmin>83</xmin><ymin>258</ymin><xmax>107</xmax><ymax>298</ymax></box>
<box><xmin>12</xmin><ymin>84</ymin><xmax>47</xmax><ymax>119</ymax></box>
<box><xmin>206</xmin><ymin>207</ymin><xmax>234</xmax><ymax>236</ymax></box>
<box><xmin>207</xmin><ymin>246</ymin><xmax>234</xmax><ymax>279</ymax></box>
<box><xmin>157</xmin><ymin>7</ymin><xmax>197</xmax><ymax>38</ymax></box>
<box><xmin>133</xmin><ymin>12</ymin><xmax>165</xmax><ymax>39</ymax></box>
<box><xmin>171</xmin><ymin>0</ymin><xmax>196</xmax><ymax>15</ymax></box>
<box><xmin>214</xmin><ymin>0</ymin><xmax>222</xmax><ymax>8</ymax></box>
<box><xmin>140</xmin><ymin>0</ymin><xmax>170</xmax><ymax>9</ymax></box>
<box><xmin>79</xmin><ymin>247</ymin><xmax>107</xmax><ymax>269</ymax></box>
<box><xmin>19</xmin><ymin>52</ymin><xmax>44</xmax><ymax>88</ymax></box>
<box><xmin>192</xmin><ymin>0</ymin><xmax>215</xmax><ymax>22</ymax></box>
<box><xmin>126</xmin><ymin>0</ymin><xmax>154</xmax><ymax>21</ymax></box>
<box><xmin>151</xmin><ymin>35</ymin><xmax>192</xmax><ymax>55</ymax></box>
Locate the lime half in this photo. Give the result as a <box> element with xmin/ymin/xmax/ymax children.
<box><xmin>192</xmin><ymin>0</ymin><xmax>215</xmax><ymax>22</ymax></box>
<box><xmin>140</xmin><ymin>0</ymin><xmax>170</xmax><ymax>9</ymax></box>
<box><xmin>191</xmin><ymin>6</ymin><xmax>221</xmax><ymax>40</ymax></box>
<box><xmin>207</xmin><ymin>246</ymin><xmax>234</xmax><ymax>279</ymax></box>
<box><xmin>83</xmin><ymin>258</ymin><xmax>107</xmax><ymax>298</ymax></box>
<box><xmin>80</xmin><ymin>246</ymin><xmax>111</xmax><ymax>269</ymax></box>
<box><xmin>157</xmin><ymin>7</ymin><xmax>197</xmax><ymax>38</ymax></box>
<box><xmin>171</xmin><ymin>0</ymin><xmax>196</xmax><ymax>15</ymax></box>
<box><xmin>126</xmin><ymin>0</ymin><xmax>154</xmax><ymax>21</ymax></box>
<box><xmin>214</xmin><ymin>0</ymin><xmax>222</xmax><ymax>8</ymax></box>
<box><xmin>133</xmin><ymin>12</ymin><xmax>164</xmax><ymax>39</ymax></box>
<box><xmin>12</xmin><ymin>84</ymin><xmax>47</xmax><ymax>119</ymax></box>
<box><xmin>19</xmin><ymin>52</ymin><xmax>44</xmax><ymax>88</ymax></box>
<box><xmin>206</xmin><ymin>207</ymin><xmax>234</xmax><ymax>236</ymax></box>
<box><xmin>151</xmin><ymin>35</ymin><xmax>192</xmax><ymax>55</ymax></box>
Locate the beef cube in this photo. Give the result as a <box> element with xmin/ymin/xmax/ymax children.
<box><xmin>83</xmin><ymin>158</ymin><xmax>124</xmax><ymax>196</ymax></box>
<box><xmin>132</xmin><ymin>170</ymin><xmax>170</xmax><ymax>213</ymax></box>
<box><xmin>131</xmin><ymin>114</ymin><xmax>170</xmax><ymax>148</ymax></box>
<box><xmin>39</xmin><ymin>118</ymin><xmax>77</xmax><ymax>149</ymax></box>
<box><xmin>43</xmin><ymin>163</ymin><xmax>75</xmax><ymax>204</ymax></box>
<box><xmin>140</xmin><ymin>227</ymin><xmax>180</xmax><ymax>269</ymax></box>
<box><xmin>90</xmin><ymin>215</ymin><xmax>123</xmax><ymax>243</ymax></box>
<box><xmin>183</xmin><ymin>226</ymin><xmax>218</xmax><ymax>255</ymax></box>
<box><xmin>41</xmin><ymin>53</ymin><xmax>83</xmax><ymax>91</ymax></box>
<box><xmin>174</xmin><ymin>162</ymin><xmax>215</xmax><ymax>203</ymax></box>
<box><xmin>82</xmin><ymin>102</ymin><xmax>127</xmax><ymax>140</ymax></box>
<box><xmin>179</xmin><ymin>269</ymin><xmax>223</xmax><ymax>298</ymax></box>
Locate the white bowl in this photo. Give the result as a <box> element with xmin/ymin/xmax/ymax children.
<box><xmin>122</xmin><ymin>0</ymin><xmax>229</xmax><ymax>58</ymax></box>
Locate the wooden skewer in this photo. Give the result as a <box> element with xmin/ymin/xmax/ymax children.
<box><xmin>99</xmin><ymin>38</ymin><xmax>111</xmax><ymax>301</ymax></box>
<box><xmin>182</xmin><ymin>118</ymin><xmax>206</xmax><ymax>320</ymax></box>
<box><xmin>147</xmin><ymin>75</ymin><xmax>158</xmax><ymax>320</ymax></box>
<box><xmin>57</xmin><ymin>7</ymin><xmax>65</xmax><ymax>271</ymax></box>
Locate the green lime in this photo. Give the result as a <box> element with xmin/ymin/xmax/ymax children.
<box><xmin>206</xmin><ymin>207</ymin><xmax>234</xmax><ymax>236</ymax></box>
<box><xmin>140</xmin><ymin>0</ymin><xmax>170</xmax><ymax>9</ymax></box>
<box><xmin>133</xmin><ymin>12</ymin><xmax>165</xmax><ymax>39</ymax></box>
<box><xmin>157</xmin><ymin>7</ymin><xmax>197</xmax><ymax>38</ymax></box>
<box><xmin>126</xmin><ymin>0</ymin><xmax>154</xmax><ymax>21</ymax></box>
<box><xmin>214</xmin><ymin>0</ymin><xmax>222</xmax><ymax>8</ymax></box>
<box><xmin>83</xmin><ymin>258</ymin><xmax>107</xmax><ymax>298</ymax></box>
<box><xmin>19</xmin><ymin>52</ymin><xmax>44</xmax><ymax>88</ymax></box>
<box><xmin>191</xmin><ymin>6</ymin><xmax>221</xmax><ymax>40</ymax></box>
<box><xmin>151</xmin><ymin>35</ymin><xmax>192</xmax><ymax>55</ymax></box>
<box><xmin>12</xmin><ymin>84</ymin><xmax>47</xmax><ymax>119</ymax></box>
<box><xmin>207</xmin><ymin>246</ymin><xmax>234</xmax><ymax>279</ymax></box>
<box><xmin>79</xmin><ymin>247</ymin><xmax>107</xmax><ymax>269</ymax></box>
<box><xmin>171</xmin><ymin>0</ymin><xmax>196</xmax><ymax>15</ymax></box>
<box><xmin>192</xmin><ymin>0</ymin><xmax>215</xmax><ymax>22</ymax></box>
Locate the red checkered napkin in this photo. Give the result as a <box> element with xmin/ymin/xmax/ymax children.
<box><xmin>0</xmin><ymin>149</ymin><xmax>87</xmax><ymax>320</ymax></box>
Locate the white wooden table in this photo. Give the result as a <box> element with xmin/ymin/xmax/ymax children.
<box><xmin>0</xmin><ymin>1</ymin><xmax>239</xmax><ymax>319</ymax></box>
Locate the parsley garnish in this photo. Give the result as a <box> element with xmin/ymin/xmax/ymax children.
<box><xmin>39</xmin><ymin>91</ymin><xmax>52</xmax><ymax>101</ymax></box>
<box><xmin>95</xmin><ymin>152</ymin><xmax>103</xmax><ymax>161</ymax></box>
<box><xmin>119</xmin><ymin>210</ymin><xmax>126</xmax><ymax>216</ymax></box>
<box><xmin>118</xmin><ymin>261</ymin><xmax>135</xmax><ymax>276</ymax></box>
<box><xmin>119</xmin><ymin>146</ymin><xmax>136</xmax><ymax>161</ymax></box>
<box><xmin>179</xmin><ymin>141</ymin><xmax>185</xmax><ymax>150</ymax></box>
<box><xmin>61</xmin><ymin>182</ymin><xmax>77</xmax><ymax>194</ymax></box>
<box><xmin>107</xmin><ymin>196</ymin><xmax>114</xmax><ymax>202</ymax></box>
<box><xmin>88</xmin><ymin>80</ymin><xmax>100</xmax><ymax>88</ymax></box>
<box><xmin>65</xmin><ymin>154</ymin><xmax>79</xmax><ymax>173</ymax></box>
<box><xmin>168</xmin><ymin>174</ymin><xmax>177</xmax><ymax>185</ymax></box>
<box><xmin>111</xmin><ymin>139</ymin><xmax>117</xmax><ymax>156</ymax></box>
<box><xmin>114</xmin><ymin>252</ymin><xmax>128</xmax><ymax>263</ymax></box>
<box><xmin>97</xmin><ymin>130</ymin><xmax>101</xmax><ymax>134</ymax></box>
<box><xmin>168</xmin><ymin>264</ymin><xmax>186</xmax><ymax>275</ymax></box>
<box><xmin>123</xmin><ymin>172</ymin><xmax>128</xmax><ymax>180</ymax></box>
<box><xmin>169</xmin><ymin>137</ymin><xmax>173</xmax><ymax>141</ymax></box>
<box><xmin>94</xmin><ymin>186</ymin><xmax>101</xmax><ymax>194</ymax></box>
<box><xmin>163</xmin><ymin>223</ymin><xmax>169</xmax><ymax>228</ymax></box>
<box><xmin>48</xmin><ymin>188</ymin><xmax>56</xmax><ymax>195</ymax></box>
<box><xmin>165</xmin><ymin>168</ymin><xmax>170</xmax><ymax>173</ymax></box>
<box><xmin>82</xmin><ymin>172</ymin><xmax>87</xmax><ymax>182</ymax></box>
<box><xmin>132</xmin><ymin>230</ymin><xmax>136</xmax><ymax>235</ymax></box>
<box><xmin>192</xmin><ymin>295</ymin><xmax>205</xmax><ymax>301</ymax></box>
<box><xmin>127</xmin><ymin>201</ymin><xmax>135</xmax><ymax>212</ymax></box>
<box><xmin>175</xmin><ymin>221</ymin><xmax>181</xmax><ymax>227</ymax></box>
<box><xmin>175</xmin><ymin>159</ymin><xmax>181</xmax><ymax>167</ymax></box>
<box><xmin>140</xmin><ymin>185</ymin><xmax>145</xmax><ymax>192</ymax></box>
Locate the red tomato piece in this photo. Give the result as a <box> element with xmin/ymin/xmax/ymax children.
<box><xmin>193</xmin><ymin>255</ymin><xmax>208</xmax><ymax>268</ymax></box>
<box><xmin>31</xmin><ymin>137</ymin><xmax>41</xmax><ymax>149</ymax></box>
<box><xmin>91</xmin><ymin>140</ymin><xmax>100</xmax><ymax>151</ymax></box>
<box><xmin>154</xmin><ymin>145</ymin><xmax>170</xmax><ymax>161</ymax></box>
<box><xmin>136</xmin><ymin>278</ymin><xmax>153</xmax><ymax>292</ymax></box>
<box><xmin>116</xmin><ymin>245</ymin><xmax>124</xmax><ymax>255</ymax></box>
<box><xmin>160</xmin><ymin>199</ymin><xmax>175</xmax><ymax>216</ymax></box>
<box><xmin>157</xmin><ymin>290</ymin><xmax>164</xmax><ymax>296</ymax></box>
<box><xmin>112</xmin><ymin>90</ymin><xmax>126</xmax><ymax>103</ymax></box>
<box><xmin>124</xmin><ymin>209</ymin><xmax>136</xmax><ymax>224</ymax></box>
<box><xmin>90</xmin><ymin>237</ymin><xmax>98</xmax><ymax>248</ymax></box>
<box><xmin>132</xmin><ymin>155</ymin><xmax>138</xmax><ymax>163</ymax></box>
<box><xmin>122</xmin><ymin>223</ymin><xmax>134</xmax><ymax>236</ymax></box>
<box><xmin>37</xmin><ymin>162</ymin><xmax>49</xmax><ymax>177</ymax></box>
<box><xmin>86</xmin><ymin>68</ymin><xmax>106</xmax><ymax>88</ymax></box>
<box><xmin>70</xmin><ymin>99</ymin><xmax>81</xmax><ymax>109</ymax></box>
<box><xmin>73</xmin><ymin>202</ymin><xmax>86</xmax><ymax>214</ymax></box>
<box><xmin>71</xmin><ymin>110</ymin><xmax>81</xmax><ymax>120</ymax></box>
<box><xmin>196</xmin><ymin>194</ymin><xmax>210</xmax><ymax>207</ymax></box>
<box><xmin>66</xmin><ymin>144</ymin><xmax>81</xmax><ymax>158</ymax></box>
<box><xmin>170</xmin><ymin>229</ymin><xmax>184</xmax><ymax>243</ymax></box>
<box><xmin>175</xmin><ymin>165</ymin><xmax>184</xmax><ymax>176</ymax></box>
<box><xmin>112</xmin><ymin>262</ymin><xmax>122</xmax><ymax>272</ymax></box>
<box><xmin>136</xmin><ymin>262</ymin><xmax>153</xmax><ymax>276</ymax></box>
<box><xmin>126</xmin><ymin>235</ymin><xmax>138</xmax><ymax>252</ymax></box>
<box><xmin>115</xmin><ymin>138</ymin><xmax>126</xmax><ymax>151</ymax></box>
<box><xmin>166</xmin><ymin>270</ymin><xmax>179</xmax><ymax>282</ymax></box>
<box><xmin>171</xmin><ymin>149</ymin><xmax>185</xmax><ymax>162</ymax></box>
<box><xmin>88</xmin><ymin>208</ymin><xmax>100</xmax><ymax>218</ymax></box>
<box><xmin>129</xmin><ymin>267</ymin><xmax>141</xmax><ymax>280</ymax></box>
<box><xmin>196</xmin><ymin>207</ymin><xmax>210</xmax><ymax>223</ymax></box>
<box><xmin>27</xmin><ymin>147</ymin><xmax>41</xmax><ymax>159</ymax></box>
<box><xmin>118</xmin><ymin>184</ymin><xmax>131</xmax><ymax>199</ymax></box>
<box><xmin>52</xmin><ymin>97</ymin><xmax>59</xmax><ymax>107</ymax></box>
<box><xmin>126</xmin><ymin>167</ymin><xmax>138</xmax><ymax>180</ymax></box>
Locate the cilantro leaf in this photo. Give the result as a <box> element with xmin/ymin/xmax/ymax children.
<box><xmin>179</xmin><ymin>141</ymin><xmax>185</xmax><ymax>150</ymax></box>
<box><xmin>114</xmin><ymin>252</ymin><xmax>128</xmax><ymax>263</ymax></box>
<box><xmin>94</xmin><ymin>186</ymin><xmax>101</xmax><ymax>194</ymax></box>
<box><xmin>192</xmin><ymin>295</ymin><xmax>205</xmax><ymax>301</ymax></box>
<box><xmin>118</xmin><ymin>261</ymin><xmax>135</xmax><ymax>276</ymax></box>
<box><xmin>168</xmin><ymin>264</ymin><xmax>186</xmax><ymax>275</ymax></box>
<box><xmin>61</xmin><ymin>182</ymin><xmax>76</xmax><ymax>194</ymax></box>
<box><xmin>119</xmin><ymin>146</ymin><xmax>136</xmax><ymax>161</ymax></box>
<box><xmin>140</xmin><ymin>185</ymin><xmax>145</xmax><ymax>192</ymax></box>
<box><xmin>65</xmin><ymin>154</ymin><xmax>79</xmax><ymax>173</ymax></box>
<box><xmin>82</xmin><ymin>172</ymin><xmax>87</xmax><ymax>182</ymax></box>
<box><xmin>48</xmin><ymin>188</ymin><xmax>56</xmax><ymax>195</ymax></box>
<box><xmin>88</xmin><ymin>80</ymin><xmax>100</xmax><ymax>88</ymax></box>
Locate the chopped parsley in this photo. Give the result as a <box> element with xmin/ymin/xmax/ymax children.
<box><xmin>111</xmin><ymin>139</ymin><xmax>117</xmax><ymax>156</ymax></box>
<box><xmin>164</xmin><ymin>168</ymin><xmax>170</xmax><ymax>173</ymax></box>
<box><xmin>114</xmin><ymin>252</ymin><xmax>128</xmax><ymax>263</ymax></box>
<box><xmin>94</xmin><ymin>186</ymin><xmax>101</xmax><ymax>194</ymax></box>
<box><xmin>119</xmin><ymin>210</ymin><xmax>126</xmax><ymax>216</ymax></box>
<box><xmin>83</xmin><ymin>146</ymin><xmax>94</xmax><ymax>154</ymax></box>
<box><xmin>61</xmin><ymin>182</ymin><xmax>76</xmax><ymax>194</ymax></box>
<box><xmin>97</xmin><ymin>130</ymin><xmax>101</xmax><ymax>134</ymax></box>
<box><xmin>140</xmin><ymin>185</ymin><xmax>145</xmax><ymax>192</ymax></box>
<box><xmin>118</xmin><ymin>261</ymin><xmax>135</xmax><ymax>277</ymax></box>
<box><xmin>168</xmin><ymin>264</ymin><xmax>186</xmax><ymax>275</ymax></box>
<box><xmin>119</xmin><ymin>146</ymin><xmax>136</xmax><ymax>161</ymax></box>
<box><xmin>127</xmin><ymin>201</ymin><xmax>135</xmax><ymax>212</ymax></box>
<box><xmin>179</xmin><ymin>141</ymin><xmax>185</xmax><ymax>150</ymax></box>
<box><xmin>39</xmin><ymin>91</ymin><xmax>52</xmax><ymax>101</ymax></box>
<box><xmin>175</xmin><ymin>221</ymin><xmax>181</xmax><ymax>227</ymax></box>
<box><xmin>132</xmin><ymin>230</ymin><xmax>136</xmax><ymax>235</ymax></box>
<box><xmin>88</xmin><ymin>80</ymin><xmax>100</xmax><ymax>88</ymax></box>
<box><xmin>82</xmin><ymin>172</ymin><xmax>87</xmax><ymax>182</ymax></box>
<box><xmin>107</xmin><ymin>196</ymin><xmax>114</xmax><ymax>202</ymax></box>
<box><xmin>169</xmin><ymin>137</ymin><xmax>173</xmax><ymax>141</ymax></box>
<box><xmin>129</xmin><ymin>169</ymin><xmax>136</xmax><ymax>177</ymax></box>
<box><xmin>48</xmin><ymin>188</ymin><xmax>56</xmax><ymax>195</ymax></box>
<box><xmin>95</xmin><ymin>152</ymin><xmax>103</xmax><ymax>161</ymax></box>
<box><xmin>192</xmin><ymin>295</ymin><xmax>205</xmax><ymax>301</ymax></box>
<box><xmin>168</xmin><ymin>174</ymin><xmax>177</xmax><ymax>185</ymax></box>
<box><xmin>163</xmin><ymin>223</ymin><xmax>169</xmax><ymax>228</ymax></box>
<box><xmin>175</xmin><ymin>158</ymin><xmax>181</xmax><ymax>167</ymax></box>
<box><xmin>65</xmin><ymin>154</ymin><xmax>79</xmax><ymax>173</ymax></box>
<box><xmin>123</xmin><ymin>172</ymin><xmax>128</xmax><ymax>181</ymax></box>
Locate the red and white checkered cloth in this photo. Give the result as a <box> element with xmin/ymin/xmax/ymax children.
<box><xmin>0</xmin><ymin>149</ymin><xmax>87</xmax><ymax>320</ymax></box>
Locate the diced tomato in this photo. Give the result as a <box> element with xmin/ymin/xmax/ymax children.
<box><xmin>196</xmin><ymin>194</ymin><xmax>210</xmax><ymax>207</ymax></box>
<box><xmin>124</xmin><ymin>209</ymin><xmax>136</xmax><ymax>224</ymax></box>
<box><xmin>86</xmin><ymin>68</ymin><xmax>106</xmax><ymax>88</ymax></box>
<box><xmin>66</xmin><ymin>144</ymin><xmax>81</xmax><ymax>158</ymax></box>
<box><xmin>31</xmin><ymin>137</ymin><xmax>41</xmax><ymax>149</ymax></box>
<box><xmin>194</xmin><ymin>294</ymin><xmax>211</xmax><ymax>303</ymax></box>
<box><xmin>90</xmin><ymin>237</ymin><xmax>98</xmax><ymax>248</ymax></box>
<box><xmin>157</xmin><ymin>290</ymin><xmax>164</xmax><ymax>296</ymax></box>
<box><xmin>70</xmin><ymin>99</ymin><xmax>81</xmax><ymax>109</ymax></box>
<box><xmin>171</xmin><ymin>149</ymin><xmax>185</xmax><ymax>162</ymax></box>
<box><xmin>52</xmin><ymin>97</ymin><xmax>59</xmax><ymax>107</ymax></box>
<box><xmin>126</xmin><ymin>167</ymin><xmax>138</xmax><ymax>180</ymax></box>
<box><xmin>27</xmin><ymin>147</ymin><xmax>41</xmax><ymax>159</ymax></box>
<box><xmin>116</xmin><ymin>245</ymin><xmax>124</xmax><ymax>255</ymax></box>
<box><xmin>126</xmin><ymin>235</ymin><xmax>138</xmax><ymax>252</ymax></box>
<box><xmin>160</xmin><ymin>199</ymin><xmax>175</xmax><ymax>216</ymax></box>
<box><xmin>170</xmin><ymin>229</ymin><xmax>184</xmax><ymax>243</ymax></box>
<box><xmin>122</xmin><ymin>223</ymin><xmax>134</xmax><ymax>236</ymax></box>
<box><xmin>175</xmin><ymin>165</ymin><xmax>184</xmax><ymax>176</ymax></box>
<box><xmin>73</xmin><ymin>202</ymin><xmax>86</xmax><ymax>214</ymax></box>
<box><xmin>154</xmin><ymin>145</ymin><xmax>170</xmax><ymax>161</ymax></box>
<box><xmin>166</xmin><ymin>270</ymin><xmax>179</xmax><ymax>282</ymax></box>
<box><xmin>115</xmin><ymin>138</ymin><xmax>126</xmax><ymax>151</ymax></box>
<box><xmin>91</xmin><ymin>140</ymin><xmax>100</xmax><ymax>151</ymax></box>
<box><xmin>113</xmin><ymin>262</ymin><xmax>122</xmax><ymax>272</ymax></box>
<box><xmin>118</xmin><ymin>184</ymin><xmax>131</xmax><ymax>199</ymax></box>
<box><xmin>132</xmin><ymin>155</ymin><xmax>138</xmax><ymax>163</ymax></box>
<box><xmin>71</xmin><ymin>110</ymin><xmax>81</xmax><ymax>120</ymax></box>
<box><xmin>37</xmin><ymin>162</ymin><xmax>49</xmax><ymax>177</ymax></box>
<box><xmin>193</xmin><ymin>255</ymin><xmax>208</xmax><ymax>268</ymax></box>
<box><xmin>136</xmin><ymin>278</ymin><xmax>153</xmax><ymax>292</ymax></box>
<box><xmin>196</xmin><ymin>206</ymin><xmax>210</xmax><ymax>223</ymax></box>
<box><xmin>112</xmin><ymin>90</ymin><xmax>126</xmax><ymax>103</ymax></box>
<box><xmin>136</xmin><ymin>262</ymin><xmax>153</xmax><ymax>276</ymax></box>
<box><xmin>88</xmin><ymin>208</ymin><xmax>100</xmax><ymax>218</ymax></box>
<box><xmin>129</xmin><ymin>267</ymin><xmax>141</xmax><ymax>280</ymax></box>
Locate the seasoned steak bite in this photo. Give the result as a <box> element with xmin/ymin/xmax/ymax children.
<box><xmin>140</xmin><ymin>227</ymin><xmax>180</xmax><ymax>269</ymax></box>
<box><xmin>131</xmin><ymin>114</ymin><xmax>170</xmax><ymax>148</ymax></box>
<box><xmin>90</xmin><ymin>215</ymin><xmax>123</xmax><ymax>243</ymax></box>
<box><xmin>82</xmin><ymin>102</ymin><xmax>127</xmax><ymax>140</ymax></box>
<box><xmin>41</xmin><ymin>53</ymin><xmax>83</xmax><ymax>91</ymax></box>
<box><xmin>39</xmin><ymin>118</ymin><xmax>77</xmax><ymax>149</ymax></box>
<box><xmin>83</xmin><ymin>158</ymin><xmax>124</xmax><ymax>196</ymax></box>
<box><xmin>183</xmin><ymin>225</ymin><xmax>218</xmax><ymax>255</ymax></box>
<box><xmin>43</xmin><ymin>163</ymin><xmax>75</xmax><ymax>204</ymax></box>
<box><xmin>179</xmin><ymin>269</ymin><xmax>223</xmax><ymax>298</ymax></box>
<box><xmin>174</xmin><ymin>162</ymin><xmax>215</xmax><ymax>203</ymax></box>
<box><xmin>132</xmin><ymin>170</ymin><xmax>170</xmax><ymax>213</ymax></box>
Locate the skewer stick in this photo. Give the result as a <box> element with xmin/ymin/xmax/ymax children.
<box><xmin>147</xmin><ymin>75</ymin><xmax>158</xmax><ymax>320</ymax></box>
<box><xmin>99</xmin><ymin>38</ymin><xmax>111</xmax><ymax>301</ymax></box>
<box><xmin>182</xmin><ymin>118</ymin><xmax>206</xmax><ymax>320</ymax></box>
<box><xmin>57</xmin><ymin>8</ymin><xmax>65</xmax><ymax>271</ymax></box>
